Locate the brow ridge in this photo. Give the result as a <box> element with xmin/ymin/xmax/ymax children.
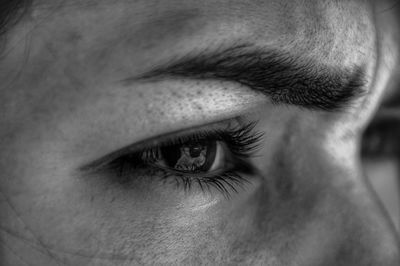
<box><xmin>132</xmin><ymin>44</ymin><xmax>367</xmax><ymax>111</ymax></box>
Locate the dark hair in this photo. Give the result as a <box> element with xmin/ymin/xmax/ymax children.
<box><xmin>0</xmin><ymin>0</ymin><xmax>32</xmax><ymax>36</ymax></box>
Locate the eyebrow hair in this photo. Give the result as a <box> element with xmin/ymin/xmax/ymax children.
<box><xmin>130</xmin><ymin>44</ymin><xmax>367</xmax><ymax>111</ymax></box>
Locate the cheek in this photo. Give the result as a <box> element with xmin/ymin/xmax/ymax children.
<box><xmin>0</xmin><ymin>136</ymin><xmax>263</xmax><ymax>263</ymax></box>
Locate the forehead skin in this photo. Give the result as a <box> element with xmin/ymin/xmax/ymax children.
<box><xmin>1</xmin><ymin>0</ymin><xmax>375</xmax><ymax>101</ymax></box>
<box><xmin>0</xmin><ymin>0</ymin><xmax>399</xmax><ymax>265</ymax></box>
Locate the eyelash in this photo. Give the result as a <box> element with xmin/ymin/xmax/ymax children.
<box><xmin>87</xmin><ymin>121</ymin><xmax>263</xmax><ymax>196</ymax></box>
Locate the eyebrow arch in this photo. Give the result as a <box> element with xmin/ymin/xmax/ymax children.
<box><xmin>126</xmin><ymin>44</ymin><xmax>367</xmax><ymax>111</ymax></box>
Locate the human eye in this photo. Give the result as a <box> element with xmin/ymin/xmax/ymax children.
<box><xmin>79</xmin><ymin>118</ymin><xmax>264</xmax><ymax>197</ymax></box>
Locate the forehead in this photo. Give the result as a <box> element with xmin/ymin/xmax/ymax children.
<box><xmin>0</xmin><ymin>0</ymin><xmax>376</xmax><ymax>130</ymax></box>
<box><xmin>28</xmin><ymin>0</ymin><xmax>374</xmax><ymax>68</ymax></box>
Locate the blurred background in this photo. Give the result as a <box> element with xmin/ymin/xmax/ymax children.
<box><xmin>362</xmin><ymin>78</ymin><xmax>400</xmax><ymax>233</ymax></box>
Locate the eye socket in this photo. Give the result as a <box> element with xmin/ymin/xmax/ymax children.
<box><xmin>142</xmin><ymin>140</ymin><xmax>227</xmax><ymax>174</ymax></box>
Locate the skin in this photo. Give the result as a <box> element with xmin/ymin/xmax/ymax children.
<box><xmin>0</xmin><ymin>0</ymin><xmax>399</xmax><ymax>265</ymax></box>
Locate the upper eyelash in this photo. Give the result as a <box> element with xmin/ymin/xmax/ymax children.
<box><xmin>140</xmin><ymin>121</ymin><xmax>264</xmax><ymax>161</ymax></box>
<box><xmin>79</xmin><ymin>121</ymin><xmax>263</xmax><ymax>196</ymax></box>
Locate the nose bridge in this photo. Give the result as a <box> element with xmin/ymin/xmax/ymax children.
<box><xmin>332</xmin><ymin>187</ymin><xmax>400</xmax><ymax>265</ymax></box>
<box><xmin>352</xmin><ymin>170</ymin><xmax>400</xmax><ymax>257</ymax></box>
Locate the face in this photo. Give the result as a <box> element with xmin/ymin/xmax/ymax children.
<box><xmin>0</xmin><ymin>0</ymin><xmax>399</xmax><ymax>265</ymax></box>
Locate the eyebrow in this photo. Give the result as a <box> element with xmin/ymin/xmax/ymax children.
<box><xmin>127</xmin><ymin>44</ymin><xmax>367</xmax><ymax>111</ymax></box>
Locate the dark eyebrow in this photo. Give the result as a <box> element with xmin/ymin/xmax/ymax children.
<box><xmin>128</xmin><ymin>44</ymin><xmax>367</xmax><ymax>111</ymax></box>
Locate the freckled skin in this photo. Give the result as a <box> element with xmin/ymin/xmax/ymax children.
<box><xmin>0</xmin><ymin>0</ymin><xmax>399</xmax><ymax>265</ymax></box>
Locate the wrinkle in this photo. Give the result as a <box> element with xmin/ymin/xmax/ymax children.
<box><xmin>0</xmin><ymin>223</ymin><xmax>142</xmax><ymax>264</ymax></box>
<box><xmin>0</xmin><ymin>190</ymin><xmax>64</xmax><ymax>265</ymax></box>
<box><xmin>0</xmin><ymin>239</ymin><xmax>32</xmax><ymax>266</ymax></box>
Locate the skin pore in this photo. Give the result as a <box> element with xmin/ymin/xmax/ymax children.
<box><xmin>0</xmin><ymin>0</ymin><xmax>399</xmax><ymax>265</ymax></box>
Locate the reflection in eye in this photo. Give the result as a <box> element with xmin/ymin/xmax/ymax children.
<box><xmin>143</xmin><ymin>140</ymin><xmax>219</xmax><ymax>173</ymax></box>
<box><xmin>82</xmin><ymin>121</ymin><xmax>264</xmax><ymax>196</ymax></box>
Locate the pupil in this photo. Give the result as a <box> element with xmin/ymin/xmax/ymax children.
<box><xmin>189</xmin><ymin>144</ymin><xmax>203</xmax><ymax>157</ymax></box>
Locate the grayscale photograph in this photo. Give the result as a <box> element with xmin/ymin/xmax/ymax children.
<box><xmin>0</xmin><ymin>0</ymin><xmax>399</xmax><ymax>265</ymax></box>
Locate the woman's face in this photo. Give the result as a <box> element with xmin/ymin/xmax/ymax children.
<box><xmin>0</xmin><ymin>0</ymin><xmax>399</xmax><ymax>265</ymax></box>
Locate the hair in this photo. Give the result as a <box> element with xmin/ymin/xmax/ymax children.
<box><xmin>0</xmin><ymin>0</ymin><xmax>32</xmax><ymax>37</ymax></box>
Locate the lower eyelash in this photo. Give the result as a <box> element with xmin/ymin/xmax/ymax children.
<box><xmin>82</xmin><ymin>120</ymin><xmax>262</xmax><ymax>196</ymax></box>
<box><xmin>106</xmin><ymin>152</ymin><xmax>255</xmax><ymax>197</ymax></box>
<box><xmin>153</xmin><ymin>157</ymin><xmax>256</xmax><ymax>197</ymax></box>
<box><xmin>163</xmin><ymin>171</ymin><xmax>249</xmax><ymax>197</ymax></box>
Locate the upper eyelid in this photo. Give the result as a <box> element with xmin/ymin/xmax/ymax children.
<box><xmin>78</xmin><ymin>117</ymin><xmax>242</xmax><ymax>173</ymax></box>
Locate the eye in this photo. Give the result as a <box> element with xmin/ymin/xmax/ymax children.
<box><xmin>142</xmin><ymin>140</ymin><xmax>226</xmax><ymax>174</ymax></box>
<box><xmin>81</xmin><ymin>120</ymin><xmax>263</xmax><ymax>196</ymax></box>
